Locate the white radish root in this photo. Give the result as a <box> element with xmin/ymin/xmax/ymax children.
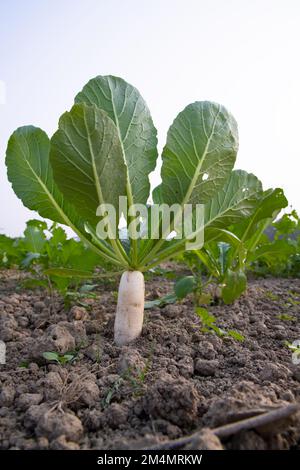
<box><xmin>114</xmin><ymin>271</ymin><xmax>145</xmax><ymax>346</ymax></box>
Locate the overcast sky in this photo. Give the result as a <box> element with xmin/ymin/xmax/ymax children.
<box><xmin>1</xmin><ymin>0</ymin><xmax>299</xmax><ymax>236</ymax></box>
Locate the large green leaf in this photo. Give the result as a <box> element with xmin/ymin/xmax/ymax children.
<box><xmin>232</xmin><ymin>188</ymin><xmax>288</xmax><ymax>241</ymax></box>
<box><xmin>155</xmin><ymin>101</ymin><xmax>238</xmax><ymax>206</ymax></box>
<box><xmin>50</xmin><ymin>103</ymin><xmax>127</xmax><ymax>226</ymax></box>
<box><xmin>6</xmin><ymin>126</ymin><xmax>81</xmax><ymax>228</ymax></box>
<box><xmin>143</xmin><ymin>170</ymin><xmax>262</xmax><ymax>266</ymax></box>
<box><xmin>75</xmin><ymin>75</ymin><xmax>158</xmax><ymax>205</ymax></box>
<box><xmin>248</xmin><ymin>239</ymin><xmax>295</xmax><ymax>263</ymax></box>
<box><xmin>204</xmin><ymin>170</ymin><xmax>263</xmax><ymax>234</ymax></box>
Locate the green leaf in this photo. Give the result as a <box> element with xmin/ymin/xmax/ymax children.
<box><xmin>144</xmin><ymin>293</ymin><xmax>177</xmax><ymax>309</ymax></box>
<box><xmin>61</xmin><ymin>354</ymin><xmax>75</xmax><ymax>364</ymax></box>
<box><xmin>6</xmin><ymin>126</ymin><xmax>80</xmax><ymax>228</ymax></box>
<box><xmin>156</xmin><ymin>102</ymin><xmax>238</xmax><ymax>206</ymax></box>
<box><xmin>42</xmin><ymin>352</ymin><xmax>59</xmax><ymax>362</ymax></box>
<box><xmin>218</xmin><ymin>242</ymin><xmax>231</xmax><ymax>275</ymax></box>
<box><xmin>44</xmin><ymin>268</ymin><xmax>94</xmax><ymax>278</ymax></box>
<box><xmin>23</xmin><ymin>224</ymin><xmax>46</xmax><ymax>254</ymax></box>
<box><xmin>174</xmin><ymin>276</ymin><xmax>196</xmax><ymax>299</ymax></box>
<box><xmin>152</xmin><ymin>185</ymin><xmax>162</xmax><ymax>204</ymax></box>
<box><xmin>79</xmin><ymin>283</ymin><xmax>98</xmax><ymax>293</ymax></box>
<box><xmin>21</xmin><ymin>252</ymin><xmax>41</xmax><ymax>268</ymax></box>
<box><xmin>49</xmin><ymin>226</ymin><xmax>67</xmax><ymax>246</ymax></box>
<box><xmin>221</xmin><ymin>269</ymin><xmax>247</xmax><ymax>304</ymax></box>
<box><xmin>195</xmin><ymin>307</ymin><xmax>217</xmax><ymax>327</ymax></box>
<box><xmin>26</xmin><ymin>219</ymin><xmax>48</xmax><ymax>231</ymax></box>
<box><xmin>227</xmin><ymin>330</ymin><xmax>245</xmax><ymax>342</ymax></box>
<box><xmin>232</xmin><ymin>188</ymin><xmax>288</xmax><ymax>241</ymax></box>
<box><xmin>204</xmin><ymin>170</ymin><xmax>263</xmax><ymax>235</ymax></box>
<box><xmin>21</xmin><ymin>278</ymin><xmax>49</xmax><ymax>289</ymax></box>
<box><xmin>248</xmin><ymin>239</ymin><xmax>295</xmax><ymax>263</ymax></box>
<box><xmin>75</xmin><ymin>75</ymin><xmax>158</xmax><ymax>205</ymax></box>
<box><xmin>44</xmin><ymin>267</ymin><xmax>121</xmax><ymax>279</ymax></box>
<box><xmin>50</xmin><ymin>103</ymin><xmax>127</xmax><ymax>227</ymax></box>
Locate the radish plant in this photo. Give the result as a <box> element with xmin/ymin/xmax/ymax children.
<box><xmin>183</xmin><ymin>181</ymin><xmax>288</xmax><ymax>303</ymax></box>
<box><xmin>6</xmin><ymin>75</ymin><xmax>264</xmax><ymax>345</ymax></box>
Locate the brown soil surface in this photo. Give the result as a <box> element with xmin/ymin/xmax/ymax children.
<box><xmin>0</xmin><ymin>269</ymin><xmax>300</xmax><ymax>450</ymax></box>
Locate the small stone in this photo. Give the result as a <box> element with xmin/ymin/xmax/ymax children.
<box><xmin>104</xmin><ymin>403</ymin><xmax>128</xmax><ymax>429</ymax></box>
<box><xmin>143</xmin><ymin>374</ymin><xmax>199</xmax><ymax>426</ymax></box>
<box><xmin>33</xmin><ymin>301</ymin><xmax>46</xmax><ymax>311</ymax></box>
<box><xmin>194</xmin><ymin>359</ymin><xmax>219</xmax><ymax>376</ymax></box>
<box><xmin>84</xmin><ymin>344</ymin><xmax>102</xmax><ymax>362</ymax></box>
<box><xmin>28</xmin><ymin>362</ymin><xmax>40</xmax><ymax>373</ymax></box>
<box><xmin>291</xmin><ymin>366</ymin><xmax>300</xmax><ymax>382</ymax></box>
<box><xmin>36</xmin><ymin>411</ymin><xmax>83</xmax><ymax>441</ymax></box>
<box><xmin>4</xmin><ymin>295</ymin><xmax>20</xmax><ymax>306</ymax></box>
<box><xmin>177</xmin><ymin>357</ymin><xmax>194</xmax><ymax>378</ymax></box>
<box><xmin>43</xmin><ymin>372</ymin><xmax>63</xmax><ymax>401</ymax></box>
<box><xmin>24</xmin><ymin>403</ymin><xmax>49</xmax><ymax>430</ymax></box>
<box><xmin>18</xmin><ymin>316</ymin><xmax>29</xmax><ymax>327</ymax></box>
<box><xmin>163</xmin><ymin>304</ymin><xmax>182</xmax><ymax>318</ymax></box>
<box><xmin>0</xmin><ymin>385</ymin><xmax>15</xmax><ymax>407</ymax></box>
<box><xmin>22</xmin><ymin>439</ymin><xmax>37</xmax><ymax>450</ymax></box>
<box><xmin>50</xmin><ymin>435</ymin><xmax>80</xmax><ymax>450</ymax></box>
<box><xmin>117</xmin><ymin>347</ymin><xmax>145</xmax><ymax>376</ymax></box>
<box><xmin>153</xmin><ymin>419</ymin><xmax>182</xmax><ymax>439</ymax></box>
<box><xmin>260</xmin><ymin>363</ymin><xmax>290</xmax><ymax>382</ymax></box>
<box><xmin>37</xmin><ymin>437</ymin><xmax>49</xmax><ymax>450</ymax></box>
<box><xmin>230</xmin><ymin>430</ymin><xmax>267</xmax><ymax>450</ymax></box>
<box><xmin>58</xmin><ymin>321</ymin><xmax>87</xmax><ymax>347</ymax></box>
<box><xmin>197</xmin><ymin>341</ymin><xmax>217</xmax><ymax>360</ymax></box>
<box><xmin>184</xmin><ymin>429</ymin><xmax>223</xmax><ymax>450</ymax></box>
<box><xmin>16</xmin><ymin>393</ymin><xmax>43</xmax><ymax>411</ymax></box>
<box><xmin>85</xmin><ymin>321</ymin><xmax>101</xmax><ymax>334</ymax></box>
<box><xmin>80</xmin><ymin>380</ymin><xmax>100</xmax><ymax>406</ymax></box>
<box><xmin>69</xmin><ymin>306</ymin><xmax>88</xmax><ymax>321</ymax></box>
<box><xmin>281</xmin><ymin>390</ymin><xmax>294</xmax><ymax>401</ymax></box>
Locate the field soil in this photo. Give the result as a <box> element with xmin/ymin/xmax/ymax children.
<box><xmin>1</xmin><ymin>269</ymin><xmax>300</xmax><ymax>450</ymax></box>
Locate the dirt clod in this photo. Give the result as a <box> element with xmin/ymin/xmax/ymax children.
<box><xmin>143</xmin><ymin>374</ymin><xmax>200</xmax><ymax>426</ymax></box>
<box><xmin>36</xmin><ymin>411</ymin><xmax>83</xmax><ymax>441</ymax></box>
<box><xmin>194</xmin><ymin>359</ymin><xmax>219</xmax><ymax>376</ymax></box>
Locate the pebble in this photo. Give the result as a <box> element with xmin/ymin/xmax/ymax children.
<box><xmin>194</xmin><ymin>359</ymin><xmax>219</xmax><ymax>376</ymax></box>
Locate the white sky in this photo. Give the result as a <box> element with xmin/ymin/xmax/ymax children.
<box><xmin>0</xmin><ymin>0</ymin><xmax>299</xmax><ymax>236</ymax></box>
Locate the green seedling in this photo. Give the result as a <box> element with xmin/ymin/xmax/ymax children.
<box><xmin>277</xmin><ymin>314</ymin><xmax>296</xmax><ymax>321</ymax></box>
<box><xmin>195</xmin><ymin>307</ymin><xmax>245</xmax><ymax>342</ymax></box>
<box><xmin>42</xmin><ymin>351</ymin><xmax>76</xmax><ymax>365</ymax></box>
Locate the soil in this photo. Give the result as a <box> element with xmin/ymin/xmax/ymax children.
<box><xmin>1</xmin><ymin>268</ymin><xmax>300</xmax><ymax>450</ymax></box>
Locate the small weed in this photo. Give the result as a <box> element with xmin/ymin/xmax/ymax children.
<box><xmin>101</xmin><ymin>376</ymin><xmax>124</xmax><ymax>408</ymax></box>
<box><xmin>63</xmin><ymin>288</ymin><xmax>97</xmax><ymax>309</ymax></box>
<box><xmin>42</xmin><ymin>351</ymin><xmax>76</xmax><ymax>365</ymax></box>
<box><xmin>19</xmin><ymin>360</ymin><xmax>30</xmax><ymax>368</ymax></box>
<box><xmin>285</xmin><ymin>341</ymin><xmax>300</xmax><ymax>358</ymax></box>
<box><xmin>227</xmin><ymin>330</ymin><xmax>245</xmax><ymax>342</ymax></box>
<box><xmin>195</xmin><ymin>307</ymin><xmax>245</xmax><ymax>342</ymax></box>
<box><xmin>112</xmin><ymin>291</ymin><xmax>118</xmax><ymax>301</ymax></box>
<box><xmin>124</xmin><ymin>353</ymin><xmax>153</xmax><ymax>396</ymax></box>
<box><xmin>277</xmin><ymin>314</ymin><xmax>296</xmax><ymax>321</ymax></box>
<box><xmin>265</xmin><ymin>291</ymin><xmax>280</xmax><ymax>301</ymax></box>
<box><xmin>286</xmin><ymin>297</ymin><xmax>300</xmax><ymax>306</ymax></box>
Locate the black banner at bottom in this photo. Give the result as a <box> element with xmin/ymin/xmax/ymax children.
<box><xmin>0</xmin><ymin>449</ymin><xmax>296</xmax><ymax>467</ymax></box>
